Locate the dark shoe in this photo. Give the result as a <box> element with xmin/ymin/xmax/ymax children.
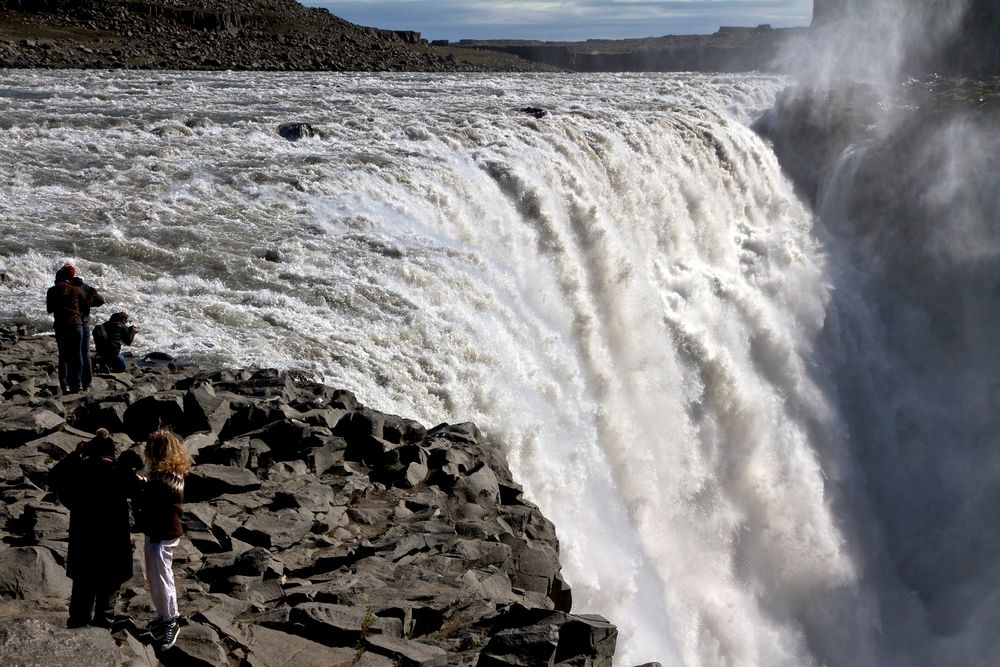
<box><xmin>145</xmin><ymin>617</ymin><xmax>170</xmax><ymax>633</ymax></box>
<box><xmin>158</xmin><ymin>619</ymin><xmax>179</xmax><ymax>651</ymax></box>
<box><xmin>67</xmin><ymin>617</ymin><xmax>90</xmax><ymax>629</ymax></box>
<box><xmin>109</xmin><ymin>616</ymin><xmax>130</xmax><ymax>632</ymax></box>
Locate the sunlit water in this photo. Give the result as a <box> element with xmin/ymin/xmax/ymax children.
<box><xmin>1</xmin><ymin>70</ymin><xmax>995</xmax><ymax>666</ymax></box>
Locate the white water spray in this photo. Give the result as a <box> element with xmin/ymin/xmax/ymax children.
<box><xmin>0</xmin><ymin>70</ymin><xmax>922</xmax><ymax>665</ymax></box>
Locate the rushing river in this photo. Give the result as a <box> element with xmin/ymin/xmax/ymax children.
<box><xmin>1</xmin><ymin>70</ymin><xmax>996</xmax><ymax>667</ymax></box>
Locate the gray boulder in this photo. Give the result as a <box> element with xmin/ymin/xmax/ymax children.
<box><xmin>0</xmin><ymin>332</ymin><xmax>620</xmax><ymax>665</ymax></box>
<box><xmin>0</xmin><ymin>619</ymin><xmax>121</xmax><ymax>666</ymax></box>
<box><xmin>0</xmin><ymin>406</ymin><xmax>64</xmax><ymax>448</ymax></box>
<box><xmin>0</xmin><ymin>547</ymin><xmax>72</xmax><ymax>601</ymax></box>
<box><xmin>241</xmin><ymin>624</ymin><xmax>358</xmax><ymax>666</ymax></box>
<box><xmin>186</xmin><ymin>464</ymin><xmax>261</xmax><ymax>501</ymax></box>
<box><xmin>184</xmin><ymin>383</ymin><xmax>232</xmax><ymax>435</ymax></box>
<box><xmin>169</xmin><ymin>622</ymin><xmax>228</xmax><ymax>666</ymax></box>
<box><xmin>234</xmin><ymin>511</ymin><xmax>313</xmax><ymax>549</ymax></box>
<box><xmin>477</xmin><ymin>608</ymin><xmax>617</xmax><ymax>667</ymax></box>
<box><xmin>123</xmin><ymin>391</ymin><xmax>185</xmax><ymax>440</ymax></box>
<box><xmin>364</xmin><ymin>633</ymin><xmax>447</xmax><ymax>666</ymax></box>
<box><xmin>284</xmin><ymin>603</ymin><xmax>400</xmax><ymax>645</ymax></box>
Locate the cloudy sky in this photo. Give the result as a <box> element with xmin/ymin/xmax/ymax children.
<box><xmin>304</xmin><ymin>1</ymin><xmax>814</xmax><ymax>42</ymax></box>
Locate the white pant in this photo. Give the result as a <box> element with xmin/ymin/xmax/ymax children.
<box><xmin>144</xmin><ymin>537</ymin><xmax>180</xmax><ymax>621</ymax></box>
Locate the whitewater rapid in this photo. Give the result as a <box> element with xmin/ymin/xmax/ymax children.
<box><xmin>0</xmin><ymin>71</ymin><xmax>881</xmax><ymax>665</ymax></box>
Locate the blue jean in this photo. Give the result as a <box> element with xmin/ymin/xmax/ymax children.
<box><xmin>104</xmin><ymin>351</ymin><xmax>126</xmax><ymax>373</ymax></box>
<box><xmin>81</xmin><ymin>324</ymin><xmax>93</xmax><ymax>388</ymax></box>
<box><xmin>55</xmin><ymin>324</ymin><xmax>84</xmax><ymax>391</ymax></box>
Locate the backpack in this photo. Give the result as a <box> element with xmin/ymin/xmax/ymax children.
<box><xmin>48</xmin><ymin>452</ymin><xmax>80</xmax><ymax>509</ymax></box>
<box><xmin>92</xmin><ymin>321</ymin><xmax>109</xmax><ymax>345</ymax></box>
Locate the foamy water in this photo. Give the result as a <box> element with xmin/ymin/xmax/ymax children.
<box><xmin>2</xmin><ymin>70</ymin><xmax>995</xmax><ymax>666</ymax></box>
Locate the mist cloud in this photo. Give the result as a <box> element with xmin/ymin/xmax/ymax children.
<box><xmin>779</xmin><ymin>0</ymin><xmax>970</xmax><ymax>88</ymax></box>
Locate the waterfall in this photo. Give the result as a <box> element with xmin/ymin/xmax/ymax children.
<box><xmin>807</xmin><ymin>108</ymin><xmax>1000</xmax><ymax>666</ymax></box>
<box><xmin>6</xmin><ymin>69</ymin><xmax>995</xmax><ymax>665</ymax></box>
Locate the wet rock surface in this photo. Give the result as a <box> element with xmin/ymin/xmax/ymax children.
<box><xmin>0</xmin><ymin>326</ymin><xmax>616</xmax><ymax>665</ymax></box>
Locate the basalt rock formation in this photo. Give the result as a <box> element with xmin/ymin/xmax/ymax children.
<box><xmin>0</xmin><ymin>326</ymin><xmax>617</xmax><ymax>665</ymax></box>
<box><xmin>0</xmin><ymin>0</ymin><xmax>548</xmax><ymax>71</ymax></box>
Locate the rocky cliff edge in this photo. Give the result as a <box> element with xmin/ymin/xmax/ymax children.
<box><xmin>0</xmin><ymin>0</ymin><xmax>551</xmax><ymax>71</ymax></box>
<box><xmin>0</xmin><ymin>325</ymin><xmax>618</xmax><ymax>666</ymax></box>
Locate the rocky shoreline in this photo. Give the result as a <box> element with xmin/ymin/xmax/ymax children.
<box><xmin>0</xmin><ymin>325</ymin><xmax>620</xmax><ymax>666</ymax></box>
<box><xmin>0</xmin><ymin>0</ymin><xmax>800</xmax><ymax>75</ymax></box>
<box><xmin>0</xmin><ymin>0</ymin><xmax>551</xmax><ymax>71</ymax></box>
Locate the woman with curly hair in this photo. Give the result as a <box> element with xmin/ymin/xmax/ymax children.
<box><xmin>140</xmin><ymin>429</ymin><xmax>191</xmax><ymax>652</ymax></box>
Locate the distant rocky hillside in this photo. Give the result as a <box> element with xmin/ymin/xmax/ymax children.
<box><xmin>459</xmin><ymin>0</ymin><xmax>999</xmax><ymax>76</ymax></box>
<box><xmin>455</xmin><ymin>25</ymin><xmax>803</xmax><ymax>73</ymax></box>
<box><xmin>0</xmin><ymin>0</ymin><xmax>549</xmax><ymax>71</ymax></box>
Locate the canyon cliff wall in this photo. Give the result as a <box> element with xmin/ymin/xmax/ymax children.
<box><xmin>811</xmin><ymin>0</ymin><xmax>999</xmax><ymax>76</ymax></box>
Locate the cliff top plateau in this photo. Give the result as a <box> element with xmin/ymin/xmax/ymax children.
<box><xmin>0</xmin><ymin>0</ymin><xmax>552</xmax><ymax>71</ymax></box>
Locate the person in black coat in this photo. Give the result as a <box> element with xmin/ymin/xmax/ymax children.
<box><xmin>46</xmin><ymin>263</ymin><xmax>104</xmax><ymax>393</ymax></box>
<box><xmin>48</xmin><ymin>428</ymin><xmax>142</xmax><ymax>628</ymax></box>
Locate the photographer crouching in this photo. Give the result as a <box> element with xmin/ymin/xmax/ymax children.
<box><xmin>93</xmin><ymin>312</ymin><xmax>139</xmax><ymax>373</ymax></box>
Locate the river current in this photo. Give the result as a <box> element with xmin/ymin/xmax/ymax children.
<box><xmin>1</xmin><ymin>70</ymin><xmax>993</xmax><ymax>666</ymax></box>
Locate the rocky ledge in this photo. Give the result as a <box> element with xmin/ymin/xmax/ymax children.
<box><xmin>0</xmin><ymin>325</ymin><xmax>617</xmax><ymax>666</ymax></box>
<box><xmin>0</xmin><ymin>0</ymin><xmax>550</xmax><ymax>71</ymax></box>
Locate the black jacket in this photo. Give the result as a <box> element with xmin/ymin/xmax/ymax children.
<box><xmin>69</xmin><ymin>278</ymin><xmax>105</xmax><ymax>324</ymax></box>
<box><xmin>49</xmin><ymin>449</ymin><xmax>141</xmax><ymax>584</ymax></box>
<box><xmin>140</xmin><ymin>471</ymin><xmax>185</xmax><ymax>541</ymax></box>
<box><xmin>46</xmin><ymin>282</ymin><xmax>99</xmax><ymax>327</ymax></box>
<box><xmin>95</xmin><ymin>321</ymin><xmax>136</xmax><ymax>357</ymax></box>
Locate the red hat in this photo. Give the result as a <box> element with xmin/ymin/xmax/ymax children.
<box><xmin>55</xmin><ymin>264</ymin><xmax>75</xmax><ymax>282</ymax></box>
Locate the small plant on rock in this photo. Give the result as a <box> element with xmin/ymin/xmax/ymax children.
<box><xmin>353</xmin><ymin>607</ymin><xmax>378</xmax><ymax>663</ymax></box>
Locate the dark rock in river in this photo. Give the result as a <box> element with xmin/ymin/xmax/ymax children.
<box><xmin>0</xmin><ymin>328</ymin><xmax>618</xmax><ymax>664</ymax></box>
<box><xmin>519</xmin><ymin>107</ymin><xmax>548</xmax><ymax>119</ymax></box>
<box><xmin>277</xmin><ymin>122</ymin><xmax>318</xmax><ymax>142</ymax></box>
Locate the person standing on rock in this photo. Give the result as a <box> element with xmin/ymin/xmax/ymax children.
<box><xmin>45</xmin><ymin>263</ymin><xmax>104</xmax><ymax>394</ymax></box>
<box><xmin>68</xmin><ymin>268</ymin><xmax>105</xmax><ymax>389</ymax></box>
<box><xmin>47</xmin><ymin>428</ymin><xmax>143</xmax><ymax>629</ymax></box>
<box><xmin>139</xmin><ymin>429</ymin><xmax>191</xmax><ymax>652</ymax></box>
